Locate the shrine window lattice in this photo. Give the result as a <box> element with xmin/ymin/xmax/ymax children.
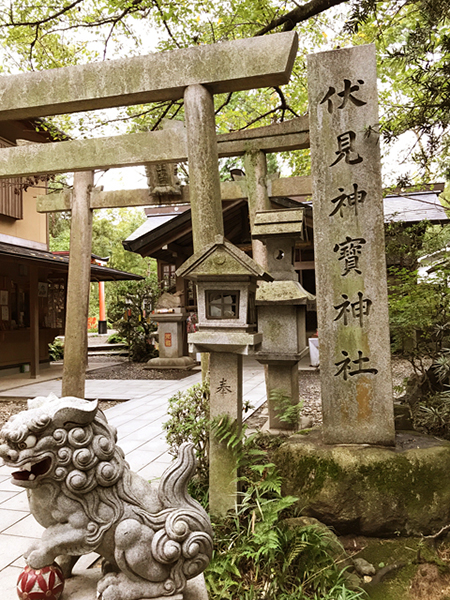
<box><xmin>0</xmin><ymin>137</ymin><xmax>23</xmax><ymax>220</ymax></box>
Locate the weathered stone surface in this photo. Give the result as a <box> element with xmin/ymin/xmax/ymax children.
<box><xmin>252</xmin><ymin>208</ymin><xmax>304</xmax><ymax>238</ymax></box>
<box><xmin>184</xmin><ymin>85</ymin><xmax>223</xmax><ymax>251</ymax></box>
<box><xmin>0</xmin><ymin>32</ymin><xmax>298</xmax><ymax>120</ymax></box>
<box><xmin>36</xmin><ymin>176</ymin><xmax>312</xmax><ymax>213</ymax></box>
<box><xmin>62</xmin><ymin>570</ymin><xmax>209</xmax><ymax>600</ymax></box>
<box><xmin>353</xmin><ymin>558</ymin><xmax>376</xmax><ymax>576</ymax></box>
<box><xmin>209</xmin><ymin>353</ymin><xmax>243</xmax><ymax>515</ymax></box>
<box><xmin>265</xmin><ymin>361</ymin><xmax>299</xmax><ymax>430</ymax></box>
<box><xmin>244</xmin><ymin>150</ymin><xmax>271</xmax><ymax>269</ymax></box>
<box><xmin>274</xmin><ymin>430</ymin><xmax>450</xmax><ymax>536</ymax></box>
<box><xmin>0</xmin><ymin>129</ymin><xmax>188</xmax><ymax>179</ymax></box>
<box><xmin>177</xmin><ymin>235</ymin><xmax>272</xmax><ymax>281</ymax></box>
<box><xmin>0</xmin><ymin>395</ymin><xmax>213</xmax><ymax>600</ymax></box>
<box><xmin>307</xmin><ymin>44</ymin><xmax>395</xmax><ymax>445</ymax></box>
<box><xmin>256</xmin><ymin>280</ymin><xmax>314</xmax><ymax>304</ymax></box>
<box><xmin>62</xmin><ymin>171</ymin><xmax>93</xmax><ymax>398</ymax></box>
<box><xmin>188</xmin><ymin>331</ymin><xmax>263</xmax><ymax>355</ymax></box>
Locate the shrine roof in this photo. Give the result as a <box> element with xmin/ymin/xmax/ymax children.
<box><xmin>384</xmin><ymin>189</ymin><xmax>448</xmax><ymax>224</ymax></box>
<box><xmin>0</xmin><ymin>241</ymin><xmax>143</xmax><ymax>282</ymax></box>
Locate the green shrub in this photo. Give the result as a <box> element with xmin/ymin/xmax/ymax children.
<box><xmin>107</xmin><ymin>332</ymin><xmax>126</xmax><ymax>344</ymax></box>
<box><xmin>48</xmin><ymin>337</ymin><xmax>64</xmax><ymax>361</ymax></box>
<box><xmin>163</xmin><ymin>381</ymin><xmax>210</xmax><ymax>483</ymax></box>
<box><xmin>108</xmin><ymin>278</ymin><xmax>160</xmax><ymax>362</ymax></box>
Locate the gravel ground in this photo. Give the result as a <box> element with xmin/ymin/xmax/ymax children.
<box><xmin>86</xmin><ymin>359</ymin><xmax>197</xmax><ymax>381</ymax></box>
<box><xmin>246</xmin><ymin>356</ymin><xmax>414</xmax><ymax>430</ymax></box>
<box><xmin>0</xmin><ymin>356</ymin><xmax>414</xmax><ymax>431</ymax></box>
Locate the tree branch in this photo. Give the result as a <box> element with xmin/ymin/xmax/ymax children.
<box><xmin>3</xmin><ymin>0</ymin><xmax>86</xmax><ymax>28</ymax></box>
<box><xmin>255</xmin><ymin>0</ymin><xmax>350</xmax><ymax>36</ymax></box>
<box><xmin>152</xmin><ymin>0</ymin><xmax>181</xmax><ymax>48</ymax></box>
<box><xmin>215</xmin><ymin>92</ymin><xmax>233</xmax><ymax>115</ymax></box>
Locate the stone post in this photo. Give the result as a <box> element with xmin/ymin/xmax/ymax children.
<box><xmin>62</xmin><ymin>171</ymin><xmax>94</xmax><ymax>398</ymax></box>
<box><xmin>307</xmin><ymin>44</ymin><xmax>395</xmax><ymax>445</ymax></box>
<box><xmin>244</xmin><ymin>150</ymin><xmax>270</xmax><ymax>269</ymax></box>
<box><xmin>184</xmin><ymin>84</ymin><xmax>224</xmax><ymax>251</ymax></box>
<box><xmin>184</xmin><ymin>85</ymin><xmax>241</xmax><ymax>514</ymax></box>
<box><xmin>209</xmin><ymin>352</ymin><xmax>243</xmax><ymax>515</ymax></box>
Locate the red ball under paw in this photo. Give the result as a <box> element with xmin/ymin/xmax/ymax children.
<box><xmin>17</xmin><ymin>563</ymin><xmax>65</xmax><ymax>600</ymax></box>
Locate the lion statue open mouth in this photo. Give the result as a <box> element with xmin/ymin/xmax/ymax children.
<box><xmin>0</xmin><ymin>394</ymin><xmax>213</xmax><ymax>600</ymax></box>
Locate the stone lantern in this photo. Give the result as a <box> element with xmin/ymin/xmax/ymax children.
<box><xmin>177</xmin><ymin>236</ymin><xmax>273</xmax><ymax>516</ymax></box>
<box><xmin>147</xmin><ymin>291</ymin><xmax>196</xmax><ymax>370</ymax></box>
<box><xmin>252</xmin><ymin>208</ymin><xmax>316</xmax><ymax>429</ymax></box>
<box><xmin>176</xmin><ymin>235</ymin><xmax>273</xmax><ymax>354</ymax></box>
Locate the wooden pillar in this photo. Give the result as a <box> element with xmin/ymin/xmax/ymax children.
<box><xmin>62</xmin><ymin>171</ymin><xmax>94</xmax><ymax>398</ymax></box>
<box><xmin>98</xmin><ymin>281</ymin><xmax>107</xmax><ymax>334</ymax></box>
<box><xmin>244</xmin><ymin>150</ymin><xmax>271</xmax><ymax>269</ymax></box>
<box><xmin>29</xmin><ymin>267</ymin><xmax>40</xmax><ymax>378</ymax></box>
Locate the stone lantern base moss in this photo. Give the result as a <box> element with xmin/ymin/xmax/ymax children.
<box><xmin>274</xmin><ymin>429</ymin><xmax>450</xmax><ymax>536</ymax></box>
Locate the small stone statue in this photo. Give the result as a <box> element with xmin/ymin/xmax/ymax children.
<box><xmin>0</xmin><ymin>394</ymin><xmax>213</xmax><ymax>600</ymax></box>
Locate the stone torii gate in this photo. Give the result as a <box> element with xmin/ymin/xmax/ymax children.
<box><xmin>0</xmin><ymin>32</ymin><xmax>299</xmax><ymax>398</ymax></box>
<box><xmin>0</xmin><ymin>33</ymin><xmax>299</xmax><ymax>514</ymax></box>
<box><xmin>36</xmin><ymin>117</ymin><xmax>313</xmax><ymax>435</ymax></box>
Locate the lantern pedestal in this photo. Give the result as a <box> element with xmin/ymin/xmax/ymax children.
<box><xmin>148</xmin><ymin>310</ymin><xmax>196</xmax><ymax>370</ymax></box>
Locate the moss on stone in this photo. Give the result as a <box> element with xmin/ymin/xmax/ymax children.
<box><xmin>274</xmin><ymin>431</ymin><xmax>450</xmax><ymax>535</ymax></box>
<box><xmin>353</xmin><ymin>537</ymin><xmax>450</xmax><ymax>600</ymax></box>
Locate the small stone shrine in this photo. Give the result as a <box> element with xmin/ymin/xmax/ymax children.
<box><xmin>148</xmin><ymin>292</ymin><xmax>196</xmax><ymax>370</ymax></box>
<box><xmin>252</xmin><ymin>208</ymin><xmax>315</xmax><ymax>429</ymax></box>
<box><xmin>308</xmin><ymin>43</ymin><xmax>395</xmax><ymax>445</ymax></box>
<box><xmin>176</xmin><ymin>235</ymin><xmax>272</xmax><ymax>514</ymax></box>
<box><xmin>145</xmin><ymin>162</ymin><xmax>182</xmax><ymax>198</ymax></box>
<box><xmin>0</xmin><ymin>394</ymin><xmax>213</xmax><ymax>600</ymax></box>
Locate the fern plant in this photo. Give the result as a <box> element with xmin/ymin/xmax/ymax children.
<box><xmin>269</xmin><ymin>388</ymin><xmax>303</xmax><ymax>429</ymax></box>
<box><xmin>164</xmin><ymin>385</ymin><xmax>365</xmax><ymax>600</ymax></box>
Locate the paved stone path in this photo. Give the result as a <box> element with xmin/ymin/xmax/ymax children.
<box><xmin>0</xmin><ymin>359</ymin><xmax>267</xmax><ymax>598</ymax></box>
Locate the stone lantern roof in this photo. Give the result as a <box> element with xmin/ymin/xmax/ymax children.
<box><xmin>176</xmin><ymin>235</ymin><xmax>273</xmax><ymax>282</ymax></box>
<box><xmin>252</xmin><ymin>208</ymin><xmax>304</xmax><ymax>240</ymax></box>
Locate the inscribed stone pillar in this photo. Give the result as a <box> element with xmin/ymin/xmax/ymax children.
<box><xmin>209</xmin><ymin>352</ymin><xmax>242</xmax><ymax>515</ymax></box>
<box><xmin>62</xmin><ymin>171</ymin><xmax>94</xmax><ymax>398</ymax></box>
<box><xmin>307</xmin><ymin>44</ymin><xmax>395</xmax><ymax>445</ymax></box>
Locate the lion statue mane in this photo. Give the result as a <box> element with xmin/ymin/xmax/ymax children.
<box><xmin>0</xmin><ymin>394</ymin><xmax>213</xmax><ymax>600</ymax></box>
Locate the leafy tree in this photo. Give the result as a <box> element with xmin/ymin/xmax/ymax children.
<box><xmin>0</xmin><ymin>0</ymin><xmax>344</xmax><ymax>175</ymax></box>
<box><xmin>1</xmin><ymin>0</ymin><xmax>450</xmax><ymax>181</ymax></box>
<box><xmin>345</xmin><ymin>0</ymin><xmax>450</xmax><ymax>181</ymax></box>
<box><xmin>108</xmin><ymin>277</ymin><xmax>160</xmax><ymax>362</ymax></box>
<box><xmin>386</xmin><ymin>220</ymin><xmax>450</xmax><ymax>418</ymax></box>
<box><xmin>49</xmin><ymin>206</ymin><xmax>155</xmax><ymax>320</ymax></box>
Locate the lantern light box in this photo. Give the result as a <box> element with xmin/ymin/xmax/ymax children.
<box><xmin>176</xmin><ymin>236</ymin><xmax>272</xmax><ymax>354</ymax></box>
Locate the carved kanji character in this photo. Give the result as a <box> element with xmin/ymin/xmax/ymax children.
<box><xmin>333</xmin><ymin>236</ymin><xmax>366</xmax><ymax>276</ymax></box>
<box><xmin>330</xmin><ymin>131</ymin><xmax>363</xmax><ymax>167</ymax></box>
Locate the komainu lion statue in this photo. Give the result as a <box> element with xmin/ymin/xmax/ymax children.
<box><xmin>0</xmin><ymin>394</ymin><xmax>213</xmax><ymax>600</ymax></box>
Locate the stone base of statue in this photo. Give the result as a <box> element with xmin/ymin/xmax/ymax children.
<box><xmin>62</xmin><ymin>569</ymin><xmax>208</xmax><ymax>600</ymax></box>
